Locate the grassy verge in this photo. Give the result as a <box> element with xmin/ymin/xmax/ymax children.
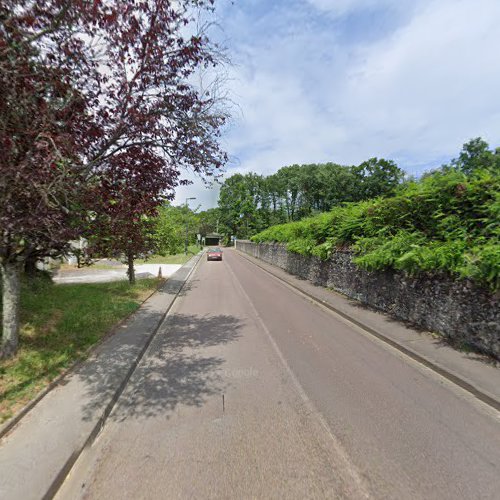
<box><xmin>135</xmin><ymin>245</ymin><xmax>201</xmax><ymax>265</ymax></box>
<box><xmin>0</xmin><ymin>275</ymin><xmax>160</xmax><ymax>423</ymax></box>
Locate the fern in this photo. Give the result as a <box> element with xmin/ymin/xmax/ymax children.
<box><xmin>251</xmin><ymin>168</ymin><xmax>500</xmax><ymax>289</ymax></box>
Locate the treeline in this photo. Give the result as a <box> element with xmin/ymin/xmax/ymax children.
<box><xmin>217</xmin><ymin>158</ymin><xmax>404</xmax><ymax>239</ymax></box>
<box><xmin>251</xmin><ymin>139</ymin><xmax>500</xmax><ymax>290</ymax></box>
<box><xmin>151</xmin><ymin>205</ymin><xmax>220</xmax><ymax>255</ymax></box>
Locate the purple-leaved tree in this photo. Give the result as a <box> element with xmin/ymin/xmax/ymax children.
<box><xmin>0</xmin><ymin>0</ymin><xmax>228</xmax><ymax>357</ymax></box>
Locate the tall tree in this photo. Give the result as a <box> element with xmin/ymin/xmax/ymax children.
<box><xmin>218</xmin><ymin>173</ymin><xmax>267</xmax><ymax>239</ymax></box>
<box><xmin>197</xmin><ymin>208</ymin><xmax>221</xmax><ymax>237</ymax></box>
<box><xmin>451</xmin><ymin>138</ymin><xmax>500</xmax><ymax>175</ymax></box>
<box><xmin>154</xmin><ymin>203</ymin><xmax>199</xmax><ymax>257</ymax></box>
<box><xmin>352</xmin><ymin>158</ymin><xmax>404</xmax><ymax>200</ymax></box>
<box><xmin>0</xmin><ymin>4</ymin><xmax>89</xmax><ymax>356</ymax></box>
<box><xmin>85</xmin><ymin>150</ymin><xmax>172</xmax><ymax>284</ymax></box>
<box><xmin>274</xmin><ymin>165</ymin><xmax>302</xmax><ymax>221</ymax></box>
<box><xmin>0</xmin><ymin>0</ymin><xmax>228</xmax><ymax>357</ymax></box>
<box><xmin>318</xmin><ymin>163</ymin><xmax>357</xmax><ymax>210</ymax></box>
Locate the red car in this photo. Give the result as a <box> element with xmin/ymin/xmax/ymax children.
<box><xmin>206</xmin><ymin>247</ymin><xmax>223</xmax><ymax>261</ymax></box>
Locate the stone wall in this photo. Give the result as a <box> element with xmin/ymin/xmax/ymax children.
<box><xmin>236</xmin><ymin>240</ymin><xmax>500</xmax><ymax>359</ymax></box>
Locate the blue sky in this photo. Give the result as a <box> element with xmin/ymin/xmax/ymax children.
<box><xmin>175</xmin><ymin>0</ymin><xmax>500</xmax><ymax>209</ymax></box>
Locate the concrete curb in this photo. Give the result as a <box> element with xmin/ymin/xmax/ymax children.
<box><xmin>0</xmin><ymin>253</ymin><xmax>203</xmax><ymax>500</ymax></box>
<box><xmin>43</xmin><ymin>252</ymin><xmax>203</xmax><ymax>500</ymax></box>
<box><xmin>236</xmin><ymin>250</ymin><xmax>500</xmax><ymax>412</ymax></box>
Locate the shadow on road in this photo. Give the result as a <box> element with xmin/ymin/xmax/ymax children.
<box><xmin>176</xmin><ymin>278</ymin><xmax>199</xmax><ymax>297</ymax></box>
<box><xmin>78</xmin><ymin>312</ymin><xmax>243</xmax><ymax>423</ymax></box>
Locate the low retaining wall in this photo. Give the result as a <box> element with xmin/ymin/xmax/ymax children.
<box><xmin>236</xmin><ymin>241</ymin><xmax>500</xmax><ymax>359</ymax></box>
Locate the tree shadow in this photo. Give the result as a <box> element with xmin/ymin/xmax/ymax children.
<box><xmin>343</xmin><ymin>298</ymin><xmax>499</xmax><ymax>365</ymax></box>
<box><xmin>431</xmin><ymin>336</ymin><xmax>499</xmax><ymax>366</ymax></box>
<box><xmin>176</xmin><ymin>278</ymin><xmax>200</xmax><ymax>297</ymax></box>
<box><xmin>76</xmin><ymin>312</ymin><xmax>243</xmax><ymax>423</ymax></box>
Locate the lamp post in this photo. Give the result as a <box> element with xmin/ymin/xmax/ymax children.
<box><xmin>185</xmin><ymin>197</ymin><xmax>196</xmax><ymax>255</ymax></box>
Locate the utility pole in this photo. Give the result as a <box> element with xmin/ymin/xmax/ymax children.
<box><xmin>185</xmin><ymin>197</ymin><xmax>196</xmax><ymax>255</ymax></box>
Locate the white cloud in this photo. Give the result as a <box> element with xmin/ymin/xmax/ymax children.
<box><xmin>177</xmin><ymin>0</ymin><xmax>500</xmax><ymax>208</ymax></box>
<box><xmin>337</xmin><ymin>0</ymin><xmax>500</xmax><ymax>157</ymax></box>
<box><xmin>306</xmin><ymin>0</ymin><xmax>409</xmax><ymax>16</ymax></box>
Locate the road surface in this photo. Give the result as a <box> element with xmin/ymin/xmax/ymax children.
<box><xmin>57</xmin><ymin>249</ymin><xmax>500</xmax><ymax>499</ymax></box>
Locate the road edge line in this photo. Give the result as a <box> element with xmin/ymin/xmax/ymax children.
<box><xmin>0</xmin><ymin>279</ymin><xmax>166</xmax><ymax>441</ymax></box>
<box><xmin>42</xmin><ymin>252</ymin><xmax>203</xmax><ymax>500</ymax></box>
<box><xmin>235</xmin><ymin>250</ymin><xmax>500</xmax><ymax>413</ymax></box>
<box><xmin>224</xmin><ymin>256</ymin><xmax>371</xmax><ymax>498</ymax></box>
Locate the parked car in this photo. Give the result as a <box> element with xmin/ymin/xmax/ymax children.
<box><xmin>207</xmin><ymin>247</ymin><xmax>223</xmax><ymax>261</ymax></box>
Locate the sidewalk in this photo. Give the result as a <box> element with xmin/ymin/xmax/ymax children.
<box><xmin>0</xmin><ymin>254</ymin><xmax>201</xmax><ymax>500</ymax></box>
<box><xmin>236</xmin><ymin>250</ymin><xmax>500</xmax><ymax>410</ymax></box>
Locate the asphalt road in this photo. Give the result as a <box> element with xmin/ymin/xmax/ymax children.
<box><xmin>57</xmin><ymin>249</ymin><xmax>500</xmax><ymax>500</ymax></box>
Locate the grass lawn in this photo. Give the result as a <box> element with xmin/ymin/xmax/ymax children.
<box><xmin>60</xmin><ymin>262</ymin><xmax>123</xmax><ymax>271</ymax></box>
<box><xmin>135</xmin><ymin>245</ymin><xmax>201</xmax><ymax>265</ymax></box>
<box><xmin>0</xmin><ymin>275</ymin><xmax>160</xmax><ymax>423</ymax></box>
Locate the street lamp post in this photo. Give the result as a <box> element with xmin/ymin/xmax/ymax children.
<box><xmin>185</xmin><ymin>197</ymin><xmax>196</xmax><ymax>255</ymax></box>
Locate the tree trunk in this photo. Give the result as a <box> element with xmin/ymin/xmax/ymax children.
<box><xmin>24</xmin><ymin>254</ymin><xmax>37</xmax><ymax>278</ymax></box>
<box><xmin>126</xmin><ymin>252</ymin><xmax>135</xmax><ymax>285</ymax></box>
<box><xmin>1</xmin><ymin>261</ymin><xmax>22</xmax><ymax>358</ymax></box>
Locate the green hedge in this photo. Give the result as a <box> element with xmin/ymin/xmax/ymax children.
<box><xmin>251</xmin><ymin>168</ymin><xmax>500</xmax><ymax>290</ymax></box>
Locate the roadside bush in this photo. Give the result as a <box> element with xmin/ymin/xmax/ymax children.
<box><xmin>251</xmin><ymin>167</ymin><xmax>500</xmax><ymax>290</ymax></box>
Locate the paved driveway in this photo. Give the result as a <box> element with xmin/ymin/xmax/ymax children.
<box><xmin>54</xmin><ymin>263</ymin><xmax>182</xmax><ymax>284</ymax></box>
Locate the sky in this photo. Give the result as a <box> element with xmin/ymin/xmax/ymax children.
<box><xmin>174</xmin><ymin>0</ymin><xmax>500</xmax><ymax>210</ymax></box>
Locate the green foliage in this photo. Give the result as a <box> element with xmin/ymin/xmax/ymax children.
<box><xmin>153</xmin><ymin>203</ymin><xmax>198</xmax><ymax>256</ymax></box>
<box><xmin>451</xmin><ymin>137</ymin><xmax>500</xmax><ymax>175</ymax></box>
<box><xmin>218</xmin><ymin>173</ymin><xmax>271</xmax><ymax>239</ymax></box>
<box><xmin>197</xmin><ymin>208</ymin><xmax>221</xmax><ymax>236</ymax></box>
<box><xmin>218</xmin><ymin>159</ymin><xmax>404</xmax><ymax>239</ymax></box>
<box><xmin>134</xmin><ymin>245</ymin><xmax>199</xmax><ymax>265</ymax></box>
<box><xmin>352</xmin><ymin>157</ymin><xmax>404</xmax><ymax>200</ymax></box>
<box><xmin>0</xmin><ymin>276</ymin><xmax>159</xmax><ymax>422</ymax></box>
<box><xmin>461</xmin><ymin>241</ymin><xmax>500</xmax><ymax>290</ymax></box>
<box><xmin>252</xmin><ymin>140</ymin><xmax>500</xmax><ymax>289</ymax></box>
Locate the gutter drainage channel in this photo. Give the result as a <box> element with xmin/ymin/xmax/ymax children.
<box><xmin>236</xmin><ymin>250</ymin><xmax>500</xmax><ymax>413</ymax></box>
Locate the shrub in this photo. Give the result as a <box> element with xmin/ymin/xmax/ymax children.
<box><xmin>251</xmin><ymin>168</ymin><xmax>500</xmax><ymax>289</ymax></box>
